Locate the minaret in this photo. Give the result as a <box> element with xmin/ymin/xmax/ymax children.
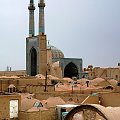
<box><xmin>38</xmin><ymin>0</ymin><xmax>47</xmax><ymax>76</ymax></box>
<box><xmin>28</xmin><ymin>0</ymin><xmax>35</xmax><ymax>37</ymax></box>
<box><xmin>38</xmin><ymin>0</ymin><xmax>45</xmax><ymax>34</ymax></box>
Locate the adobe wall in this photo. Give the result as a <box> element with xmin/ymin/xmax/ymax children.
<box><xmin>26</xmin><ymin>85</ymin><xmax>55</xmax><ymax>93</ymax></box>
<box><xmin>0</xmin><ymin>78</ymin><xmax>52</xmax><ymax>92</ymax></box>
<box><xmin>19</xmin><ymin>112</ymin><xmax>29</xmax><ymax>120</ymax></box>
<box><xmin>41</xmin><ymin>108</ymin><xmax>57</xmax><ymax>120</ymax></box>
<box><xmin>18</xmin><ymin>78</ymin><xmax>51</xmax><ymax>86</ymax></box>
<box><xmin>0</xmin><ymin>70</ymin><xmax>26</xmax><ymax>77</ymax></box>
<box><xmin>81</xmin><ymin>96</ymin><xmax>99</xmax><ymax>104</ymax></box>
<box><xmin>100</xmin><ymin>92</ymin><xmax>120</xmax><ymax>107</ymax></box>
<box><xmin>88</xmin><ymin>67</ymin><xmax>120</xmax><ymax>80</ymax></box>
<box><xmin>19</xmin><ymin>108</ymin><xmax>57</xmax><ymax>120</ymax></box>
<box><xmin>51</xmin><ymin>66</ymin><xmax>63</xmax><ymax>79</ymax></box>
<box><xmin>0</xmin><ymin>94</ymin><xmax>21</xmax><ymax>120</ymax></box>
<box><xmin>19</xmin><ymin>111</ymin><xmax>40</xmax><ymax>120</ymax></box>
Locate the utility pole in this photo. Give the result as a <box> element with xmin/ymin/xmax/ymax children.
<box><xmin>45</xmin><ymin>71</ymin><xmax>47</xmax><ymax>92</ymax></box>
<box><xmin>1</xmin><ymin>80</ymin><xmax>2</xmax><ymax>91</ymax></box>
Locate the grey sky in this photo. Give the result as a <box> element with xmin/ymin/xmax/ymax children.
<box><xmin>0</xmin><ymin>0</ymin><xmax>120</xmax><ymax>70</ymax></box>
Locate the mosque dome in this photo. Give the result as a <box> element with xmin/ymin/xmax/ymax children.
<box><xmin>47</xmin><ymin>45</ymin><xmax>64</xmax><ymax>59</ymax></box>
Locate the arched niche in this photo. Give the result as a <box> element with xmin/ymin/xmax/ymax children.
<box><xmin>64</xmin><ymin>62</ymin><xmax>78</xmax><ymax>79</ymax></box>
<box><xmin>30</xmin><ymin>47</ymin><xmax>37</xmax><ymax>76</ymax></box>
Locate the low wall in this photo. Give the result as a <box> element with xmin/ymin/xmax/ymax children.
<box><xmin>100</xmin><ymin>92</ymin><xmax>120</xmax><ymax>107</ymax></box>
<box><xmin>0</xmin><ymin>70</ymin><xmax>26</xmax><ymax>77</ymax></box>
<box><xmin>19</xmin><ymin>108</ymin><xmax>57</xmax><ymax>120</ymax></box>
<box><xmin>26</xmin><ymin>85</ymin><xmax>55</xmax><ymax>93</ymax></box>
<box><xmin>0</xmin><ymin>78</ymin><xmax>52</xmax><ymax>92</ymax></box>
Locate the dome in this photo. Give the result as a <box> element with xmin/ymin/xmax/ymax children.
<box><xmin>8</xmin><ymin>84</ymin><xmax>16</xmax><ymax>88</ymax></box>
<box><xmin>47</xmin><ymin>45</ymin><xmax>64</xmax><ymax>59</ymax></box>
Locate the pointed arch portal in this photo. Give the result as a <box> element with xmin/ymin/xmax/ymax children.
<box><xmin>30</xmin><ymin>47</ymin><xmax>37</xmax><ymax>76</ymax></box>
<box><xmin>64</xmin><ymin>62</ymin><xmax>78</xmax><ymax>78</ymax></box>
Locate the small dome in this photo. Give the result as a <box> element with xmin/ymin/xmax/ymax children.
<box><xmin>8</xmin><ymin>84</ymin><xmax>16</xmax><ymax>88</ymax></box>
<box><xmin>47</xmin><ymin>45</ymin><xmax>64</xmax><ymax>59</ymax></box>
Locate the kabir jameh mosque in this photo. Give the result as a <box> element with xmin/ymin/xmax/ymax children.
<box><xmin>26</xmin><ymin>0</ymin><xmax>83</xmax><ymax>79</ymax></box>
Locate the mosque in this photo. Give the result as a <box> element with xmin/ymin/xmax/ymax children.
<box><xmin>1</xmin><ymin>1</ymin><xmax>120</xmax><ymax>120</ymax></box>
<box><xmin>26</xmin><ymin>0</ymin><xmax>83</xmax><ymax>79</ymax></box>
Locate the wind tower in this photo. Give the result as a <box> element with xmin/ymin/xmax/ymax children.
<box><xmin>28</xmin><ymin>0</ymin><xmax>35</xmax><ymax>37</ymax></box>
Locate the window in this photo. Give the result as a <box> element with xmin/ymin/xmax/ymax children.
<box><xmin>34</xmin><ymin>101</ymin><xmax>43</xmax><ymax>107</ymax></box>
<box><xmin>10</xmin><ymin>100</ymin><xmax>18</xmax><ymax>118</ymax></box>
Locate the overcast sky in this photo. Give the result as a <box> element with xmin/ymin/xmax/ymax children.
<box><xmin>0</xmin><ymin>0</ymin><xmax>120</xmax><ymax>71</ymax></box>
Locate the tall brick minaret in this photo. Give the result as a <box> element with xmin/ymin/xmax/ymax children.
<box><xmin>38</xmin><ymin>0</ymin><xmax>45</xmax><ymax>33</ymax></box>
<box><xmin>38</xmin><ymin>0</ymin><xmax>47</xmax><ymax>76</ymax></box>
<box><xmin>28</xmin><ymin>0</ymin><xmax>35</xmax><ymax>37</ymax></box>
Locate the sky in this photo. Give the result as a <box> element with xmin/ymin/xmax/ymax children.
<box><xmin>0</xmin><ymin>0</ymin><xmax>120</xmax><ymax>71</ymax></box>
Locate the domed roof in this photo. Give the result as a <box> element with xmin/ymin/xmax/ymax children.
<box><xmin>47</xmin><ymin>45</ymin><xmax>64</xmax><ymax>59</ymax></box>
<box><xmin>8</xmin><ymin>84</ymin><xmax>16</xmax><ymax>88</ymax></box>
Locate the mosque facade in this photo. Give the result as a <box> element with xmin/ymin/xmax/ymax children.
<box><xmin>26</xmin><ymin>0</ymin><xmax>83</xmax><ymax>79</ymax></box>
